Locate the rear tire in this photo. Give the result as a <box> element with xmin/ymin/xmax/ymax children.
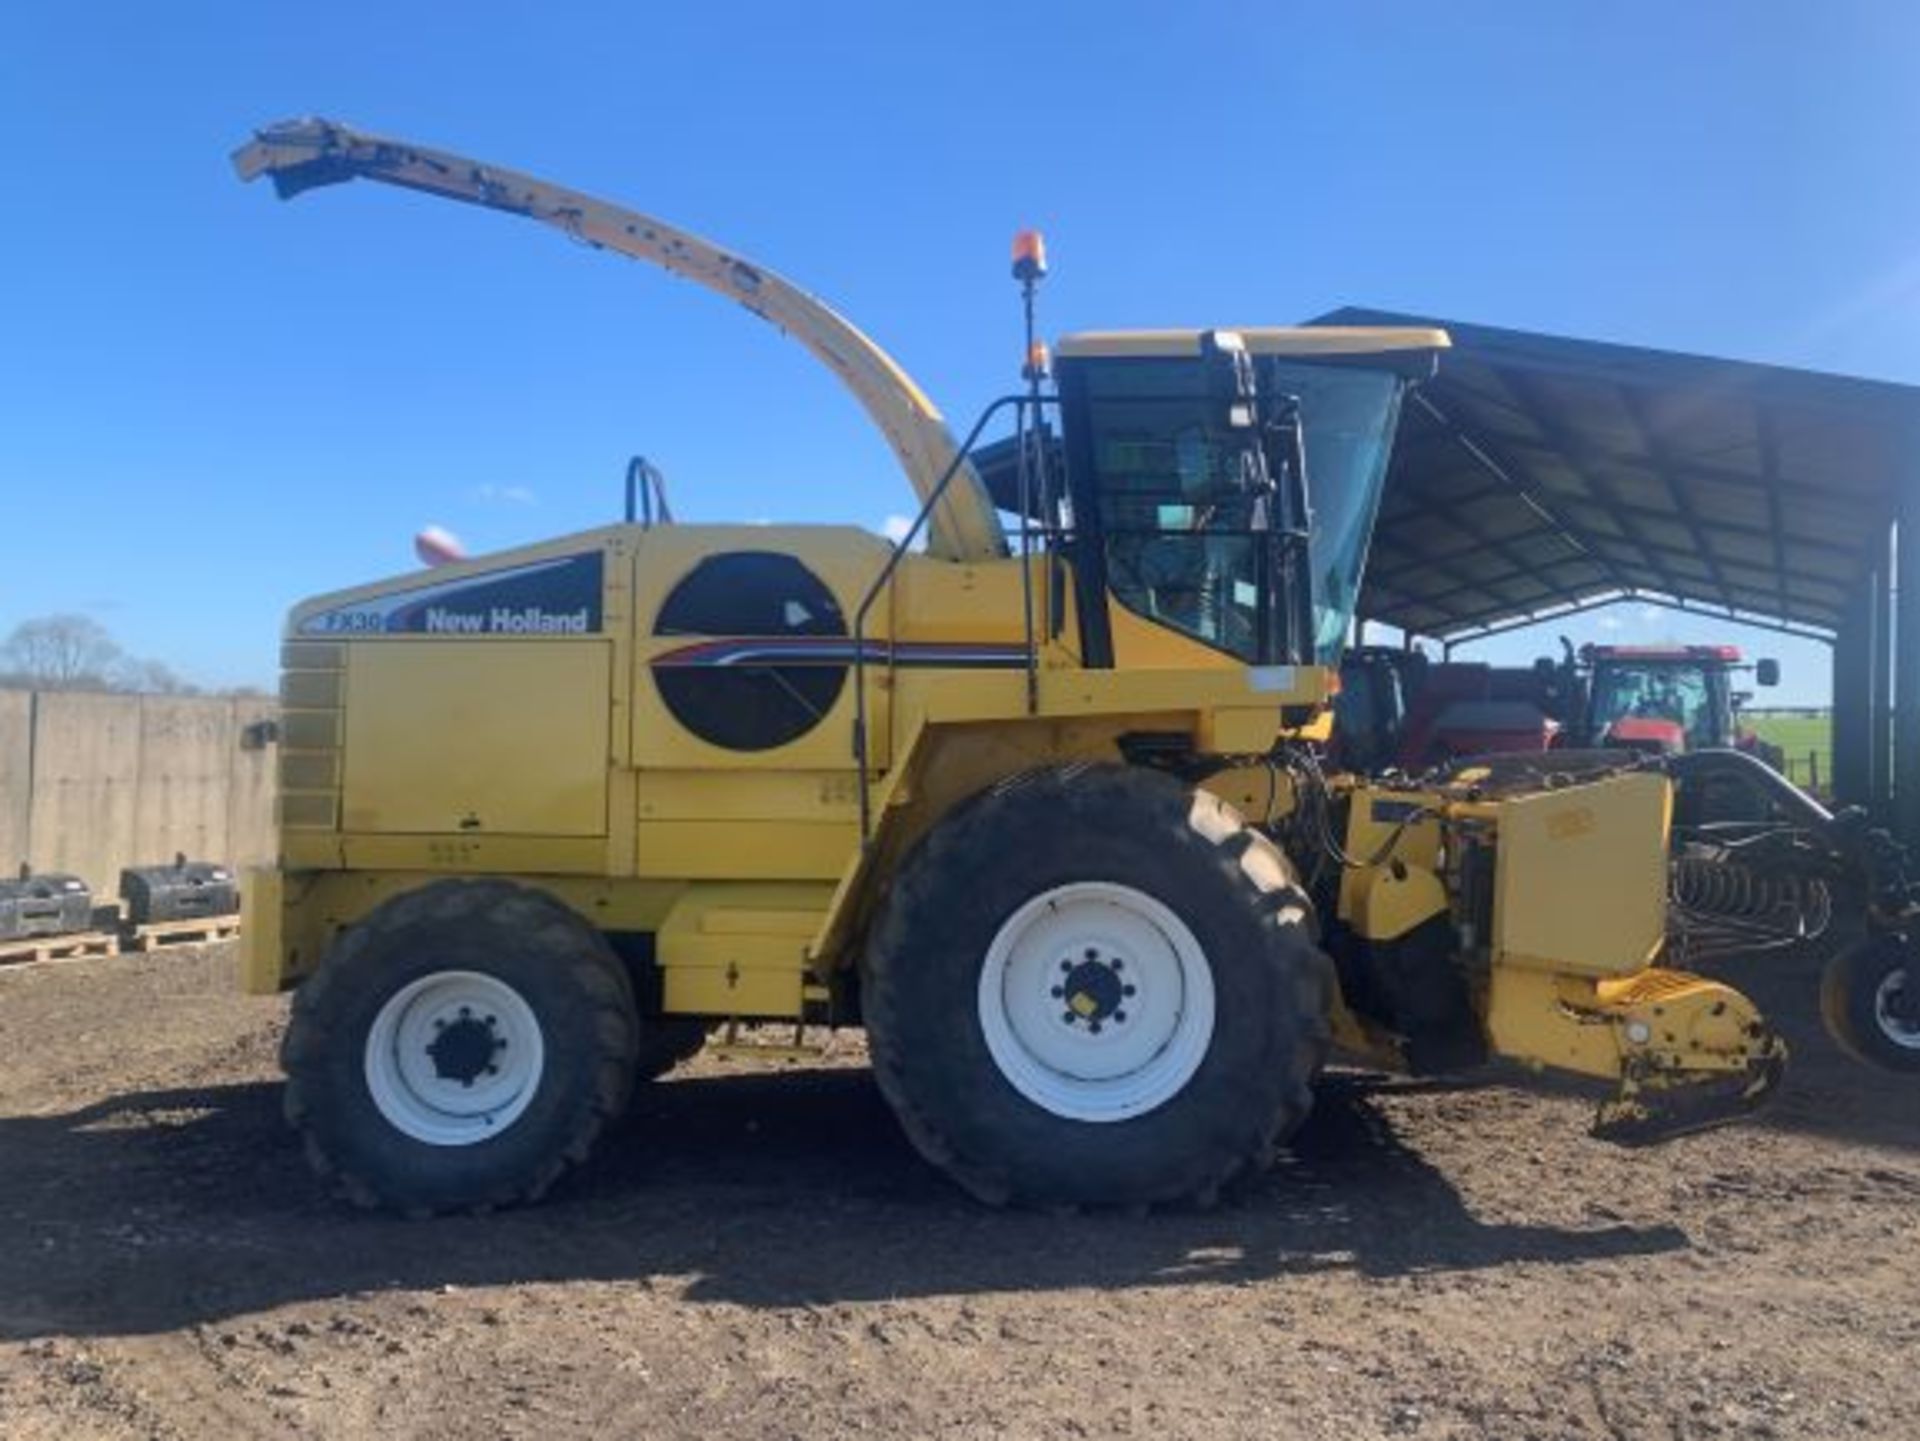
<box><xmin>862</xmin><ymin>765</ymin><xmax>1330</xmax><ymax>1208</ymax></box>
<box><xmin>1822</xmin><ymin>938</ymin><xmax>1920</xmax><ymax>1073</ymax></box>
<box><xmin>282</xmin><ymin>879</ymin><xmax>639</xmax><ymax>1214</ymax></box>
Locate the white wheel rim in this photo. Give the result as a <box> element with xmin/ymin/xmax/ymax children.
<box><xmin>977</xmin><ymin>881</ymin><xmax>1216</xmax><ymax>1123</ymax></box>
<box><xmin>1875</xmin><ymin>967</ymin><xmax>1920</xmax><ymax>1050</ymax></box>
<box><xmin>363</xmin><ymin>970</ymin><xmax>547</xmax><ymax>1146</ymax></box>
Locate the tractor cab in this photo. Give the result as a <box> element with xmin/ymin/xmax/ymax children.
<box><xmin>1571</xmin><ymin>644</ymin><xmax>1779</xmax><ymax>757</ymax></box>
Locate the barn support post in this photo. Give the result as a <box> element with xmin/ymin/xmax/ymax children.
<box><xmin>1833</xmin><ymin>571</ymin><xmax>1877</xmax><ymax>810</ymax></box>
<box><xmin>1896</xmin><ymin>503</ymin><xmax>1920</xmax><ymax>846</ymax></box>
<box><xmin>1870</xmin><ymin>527</ymin><xmax>1895</xmax><ymax>820</ymax></box>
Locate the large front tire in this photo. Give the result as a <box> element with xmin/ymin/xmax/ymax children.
<box><xmin>282</xmin><ymin>880</ymin><xmax>639</xmax><ymax>1214</ymax></box>
<box><xmin>862</xmin><ymin>765</ymin><xmax>1330</xmax><ymax>1208</ymax></box>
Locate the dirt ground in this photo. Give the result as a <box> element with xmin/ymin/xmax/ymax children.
<box><xmin>2</xmin><ymin>942</ymin><xmax>1917</xmax><ymax>1441</ymax></box>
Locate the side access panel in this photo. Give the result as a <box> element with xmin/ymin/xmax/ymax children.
<box><xmin>656</xmin><ymin>882</ymin><xmax>835</xmax><ymax>1018</ymax></box>
<box><xmin>1492</xmin><ymin>771</ymin><xmax>1670</xmax><ymax>977</ymax></box>
<box><xmin>341</xmin><ymin>641</ymin><xmax>611</xmax><ymax>837</ymax></box>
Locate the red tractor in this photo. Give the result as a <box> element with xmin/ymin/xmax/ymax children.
<box><xmin>1563</xmin><ymin>643</ymin><xmax>1782</xmax><ymax>766</ymax></box>
<box><xmin>1333</xmin><ymin>641</ymin><xmax>1782</xmax><ymax>775</ymax></box>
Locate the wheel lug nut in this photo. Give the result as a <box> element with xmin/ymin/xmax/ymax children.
<box><xmin>1114</xmin><ymin>1010</ymin><xmax>1128</xmax><ymax>1024</ymax></box>
<box><xmin>1084</xmin><ymin>947</ymin><xmax>1098</xmax><ymax>961</ymax></box>
<box><xmin>1123</xmin><ymin>984</ymin><xmax>1136</xmax><ymax>997</ymax></box>
<box><xmin>1088</xmin><ymin>1021</ymin><xmax>1103</xmax><ymax>1035</ymax></box>
<box><xmin>1050</xmin><ymin>986</ymin><xmax>1065</xmax><ymax>998</ymax></box>
<box><xmin>1111</xmin><ymin>959</ymin><xmax>1124</xmax><ymax>972</ymax></box>
<box><xmin>1060</xmin><ymin>960</ymin><xmax>1072</xmax><ymax>973</ymax></box>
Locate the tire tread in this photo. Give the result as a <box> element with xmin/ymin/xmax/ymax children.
<box><xmin>281</xmin><ymin>878</ymin><xmax>638</xmax><ymax>1215</ymax></box>
<box><xmin>863</xmin><ymin>764</ymin><xmax>1332</xmax><ymax>1209</ymax></box>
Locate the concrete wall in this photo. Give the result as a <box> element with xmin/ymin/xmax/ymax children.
<box><xmin>0</xmin><ymin>689</ymin><xmax>276</xmax><ymax>891</ymax></box>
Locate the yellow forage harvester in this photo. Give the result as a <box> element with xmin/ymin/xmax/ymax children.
<box><xmin>234</xmin><ymin>119</ymin><xmax>1911</xmax><ymax>1216</ymax></box>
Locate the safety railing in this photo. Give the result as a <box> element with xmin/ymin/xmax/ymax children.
<box><xmin>851</xmin><ymin>393</ymin><xmax>1059</xmax><ymax>841</ymax></box>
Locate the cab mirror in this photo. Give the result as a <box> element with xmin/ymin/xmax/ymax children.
<box><xmin>1756</xmin><ymin>658</ymin><xmax>1780</xmax><ymax>687</ymax></box>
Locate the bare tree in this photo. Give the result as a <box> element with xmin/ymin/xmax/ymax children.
<box><xmin>0</xmin><ymin>614</ymin><xmax>125</xmax><ymax>690</ymax></box>
<box><xmin>0</xmin><ymin>615</ymin><xmax>237</xmax><ymax>694</ymax></box>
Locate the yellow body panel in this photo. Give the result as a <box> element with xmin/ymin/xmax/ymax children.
<box><xmin>656</xmin><ymin>883</ymin><xmax>834</xmax><ymax>1016</ymax></box>
<box><xmin>1485</xmin><ymin>966</ymin><xmax>1772</xmax><ymax>1082</ymax></box>
<box><xmin>891</xmin><ymin>552</ymin><xmax>1063</xmax><ymax>653</ymax></box>
<box><xmin>1336</xmin><ymin>790</ymin><xmax>1444</xmax><ymax>924</ymax></box>
<box><xmin>342</xmin><ymin>640</ymin><xmax>613</xmax><ymax>837</ymax></box>
<box><xmin>1492</xmin><ymin>771</ymin><xmax>1671</xmax><ymax>976</ymax></box>
<box><xmin>239</xmin><ymin>866</ymin><xmax>284</xmax><ymax>995</ymax></box>
<box><xmin>242</xmin><ymin>865</ymin><xmax>689</xmax><ymax>995</ymax></box>
<box><xmin>1349</xmin><ymin>864</ymin><xmax>1449</xmax><ymax>943</ymax></box>
<box><xmin>629</xmin><ymin>525</ymin><xmax>898</xmax><ymax>773</ymax></box>
<box><xmin>638</xmin><ymin>821</ymin><xmax>856</xmax><ymax>881</ymax></box>
<box><xmin>338</xmin><ymin>834</ymin><xmax>611</xmax><ymax>876</ymax></box>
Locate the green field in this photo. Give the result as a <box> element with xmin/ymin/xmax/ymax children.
<box><xmin>1743</xmin><ymin>710</ymin><xmax>1832</xmax><ymax>790</ymax></box>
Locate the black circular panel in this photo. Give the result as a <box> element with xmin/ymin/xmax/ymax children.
<box><xmin>652</xmin><ymin>551</ymin><xmax>849</xmax><ymax>752</ymax></box>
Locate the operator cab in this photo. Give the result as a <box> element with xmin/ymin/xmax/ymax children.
<box><xmin>1576</xmin><ymin>645</ymin><xmax>1778</xmax><ymax>755</ymax></box>
<box><xmin>973</xmin><ymin>326</ymin><xmax>1446</xmax><ymax>673</ymax></box>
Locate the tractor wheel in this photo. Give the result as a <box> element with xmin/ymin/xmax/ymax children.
<box><xmin>861</xmin><ymin>765</ymin><xmax>1331</xmax><ymax>1209</ymax></box>
<box><xmin>635</xmin><ymin>1018</ymin><xmax>710</xmax><ymax>1082</ymax></box>
<box><xmin>282</xmin><ymin>879</ymin><xmax>639</xmax><ymax>1214</ymax></box>
<box><xmin>1821</xmin><ymin>938</ymin><xmax>1920</xmax><ymax>1073</ymax></box>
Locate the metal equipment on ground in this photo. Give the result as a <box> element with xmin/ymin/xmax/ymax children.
<box><xmin>0</xmin><ymin>868</ymin><xmax>93</xmax><ymax>944</ymax></box>
<box><xmin>120</xmin><ymin>856</ymin><xmax>240</xmax><ymax>926</ymax></box>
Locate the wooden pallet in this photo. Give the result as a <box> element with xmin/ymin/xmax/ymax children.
<box><xmin>119</xmin><ymin>918</ymin><xmax>241</xmax><ymax>952</ymax></box>
<box><xmin>0</xmin><ymin>932</ymin><xmax>119</xmax><ymax>968</ymax></box>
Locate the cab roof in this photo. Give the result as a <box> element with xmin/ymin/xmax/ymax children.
<box><xmin>1587</xmin><ymin>645</ymin><xmax>1743</xmax><ymax>662</ymax></box>
<box><xmin>1054</xmin><ymin>326</ymin><xmax>1450</xmax><ymax>371</ymax></box>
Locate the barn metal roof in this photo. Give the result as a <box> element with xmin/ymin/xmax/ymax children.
<box><xmin>1317</xmin><ymin>308</ymin><xmax>1920</xmax><ymax>642</ymax></box>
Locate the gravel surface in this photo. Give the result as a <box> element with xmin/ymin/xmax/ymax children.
<box><xmin>2</xmin><ymin>942</ymin><xmax>1916</xmax><ymax>1439</ymax></box>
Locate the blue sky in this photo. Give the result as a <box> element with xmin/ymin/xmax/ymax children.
<box><xmin>3</xmin><ymin>2</ymin><xmax>1915</xmax><ymax>704</ymax></box>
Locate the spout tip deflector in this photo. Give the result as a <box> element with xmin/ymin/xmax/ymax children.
<box><xmin>231</xmin><ymin>118</ymin><xmax>360</xmax><ymax>197</ymax></box>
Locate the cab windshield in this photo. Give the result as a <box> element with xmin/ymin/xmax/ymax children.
<box><xmin>1270</xmin><ymin>361</ymin><xmax>1404</xmax><ymax>663</ymax></box>
<box><xmin>1080</xmin><ymin>357</ymin><xmax>1403</xmax><ymax>665</ymax></box>
<box><xmin>1590</xmin><ymin>663</ymin><xmax>1729</xmax><ymax>748</ymax></box>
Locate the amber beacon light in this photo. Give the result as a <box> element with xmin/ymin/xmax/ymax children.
<box><xmin>1011</xmin><ymin>229</ymin><xmax>1048</xmax><ymax>282</ymax></box>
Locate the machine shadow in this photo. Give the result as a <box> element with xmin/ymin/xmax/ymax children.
<box><xmin>0</xmin><ymin>1067</ymin><xmax>1683</xmax><ymax>1342</ymax></box>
